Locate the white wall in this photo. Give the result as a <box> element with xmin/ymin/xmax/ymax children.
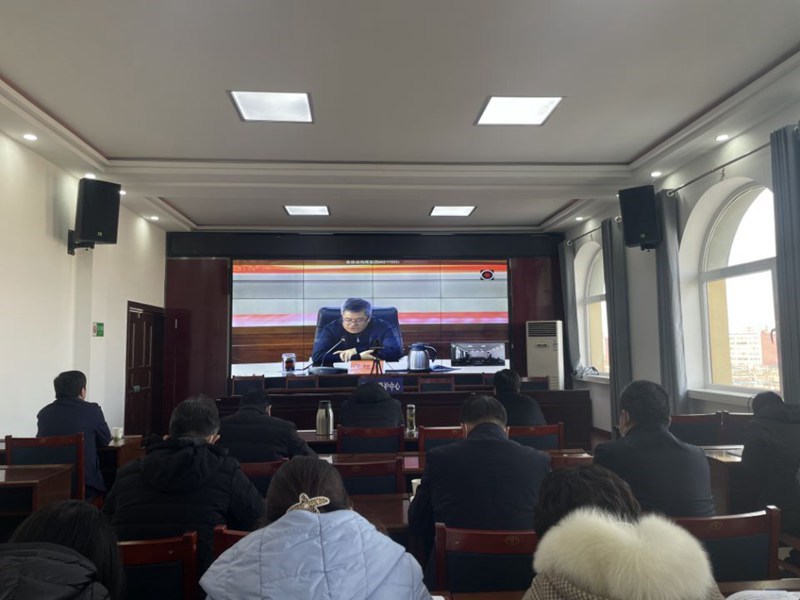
<box><xmin>0</xmin><ymin>132</ymin><xmax>165</xmax><ymax>435</ymax></box>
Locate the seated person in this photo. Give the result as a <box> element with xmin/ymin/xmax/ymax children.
<box><xmin>742</xmin><ymin>390</ymin><xmax>800</xmax><ymax>535</ymax></box>
<box><xmin>340</xmin><ymin>381</ymin><xmax>404</xmax><ymax>428</ymax></box>
<box><xmin>1</xmin><ymin>500</ymin><xmax>123</xmax><ymax>599</ymax></box>
<box><xmin>200</xmin><ymin>456</ymin><xmax>431</xmax><ymax>600</ymax></box>
<box><xmin>493</xmin><ymin>368</ymin><xmax>547</xmax><ymax>426</ymax></box>
<box><xmin>103</xmin><ymin>396</ymin><xmax>264</xmax><ymax>574</ymax></box>
<box><xmin>594</xmin><ymin>379</ymin><xmax>715</xmax><ymax>517</ymax></box>
<box><xmin>217</xmin><ymin>389</ymin><xmax>317</xmax><ymax>462</ymax></box>
<box><xmin>37</xmin><ymin>370</ymin><xmax>112</xmax><ymax>501</ymax></box>
<box><xmin>311</xmin><ymin>298</ymin><xmax>403</xmax><ymax>365</ymax></box>
<box><xmin>408</xmin><ymin>395</ymin><xmax>550</xmax><ymax>574</ymax></box>
<box><xmin>523</xmin><ymin>465</ymin><xmax>723</xmax><ymax>600</ymax></box>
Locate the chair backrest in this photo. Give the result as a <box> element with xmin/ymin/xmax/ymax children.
<box><xmin>336</xmin><ymin>426</ymin><xmax>404</xmax><ymax>454</ymax></box>
<box><xmin>316</xmin><ymin>306</ymin><xmax>400</xmax><ymax>331</ymax></box>
<box><xmin>418</xmin><ymin>426</ymin><xmax>464</xmax><ymax>455</ymax></box>
<box><xmin>674</xmin><ymin>506</ymin><xmax>780</xmax><ymax>582</ymax></box>
<box><xmin>333</xmin><ymin>457</ymin><xmax>404</xmax><ymax>495</ymax></box>
<box><xmin>230</xmin><ymin>375</ymin><xmax>265</xmax><ymax>396</ymax></box>
<box><xmin>119</xmin><ymin>531</ymin><xmax>198</xmax><ymax>600</ymax></box>
<box><xmin>720</xmin><ymin>411</ymin><xmax>753</xmax><ymax>445</ymax></box>
<box><xmin>668</xmin><ymin>413</ymin><xmax>723</xmax><ymax>446</ymax></box>
<box><xmin>212</xmin><ymin>524</ymin><xmax>249</xmax><ymax>559</ymax></box>
<box><xmin>240</xmin><ymin>459</ymin><xmax>288</xmax><ymax>496</ymax></box>
<box><xmin>520</xmin><ymin>377</ymin><xmax>549</xmax><ymax>392</ymax></box>
<box><xmin>508</xmin><ymin>423</ymin><xmax>564</xmax><ymax>450</ymax></box>
<box><xmin>418</xmin><ymin>377</ymin><xmax>455</xmax><ymax>392</ymax></box>
<box><xmin>5</xmin><ymin>434</ymin><xmax>85</xmax><ymax>500</ymax></box>
<box><xmin>434</xmin><ymin>522</ymin><xmax>539</xmax><ymax>592</ymax></box>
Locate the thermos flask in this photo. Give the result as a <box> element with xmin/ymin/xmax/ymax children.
<box><xmin>316</xmin><ymin>399</ymin><xmax>334</xmax><ymax>436</ymax></box>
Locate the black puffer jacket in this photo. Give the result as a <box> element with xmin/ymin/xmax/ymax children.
<box><xmin>0</xmin><ymin>543</ymin><xmax>110</xmax><ymax>600</ymax></box>
<box><xmin>340</xmin><ymin>385</ymin><xmax>404</xmax><ymax>428</ymax></box>
<box><xmin>218</xmin><ymin>405</ymin><xmax>317</xmax><ymax>462</ymax></box>
<box><xmin>742</xmin><ymin>404</ymin><xmax>800</xmax><ymax>534</ymax></box>
<box><xmin>103</xmin><ymin>437</ymin><xmax>264</xmax><ymax>573</ymax></box>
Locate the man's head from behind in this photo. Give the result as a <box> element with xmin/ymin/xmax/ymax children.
<box><xmin>460</xmin><ymin>394</ymin><xmax>507</xmax><ymax>434</ymax></box>
<box><xmin>54</xmin><ymin>370</ymin><xmax>87</xmax><ymax>399</ymax></box>
<box><xmin>618</xmin><ymin>379</ymin><xmax>671</xmax><ymax>435</ymax></box>
<box><xmin>752</xmin><ymin>391</ymin><xmax>784</xmax><ymax>416</ymax></box>
<box><xmin>493</xmin><ymin>369</ymin><xmax>521</xmax><ymax>393</ymax></box>
<box><xmin>240</xmin><ymin>389</ymin><xmax>271</xmax><ymax>414</ymax></box>
<box><xmin>168</xmin><ymin>396</ymin><xmax>220</xmax><ymax>441</ymax></box>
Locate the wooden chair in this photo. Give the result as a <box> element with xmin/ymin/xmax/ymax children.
<box><xmin>336</xmin><ymin>426</ymin><xmax>404</xmax><ymax>454</ymax></box>
<box><xmin>674</xmin><ymin>506</ymin><xmax>780</xmax><ymax>582</ymax></box>
<box><xmin>669</xmin><ymin>413</ymin><xmax>723</xmax><ymax>446</ymax></box>
<box><xmin>418</xmin><ymin>377</ymin><xmax>455</xmax><ymax>392</ymax></box>
<box><xmin>118</xmin><ymin>531</ymin><xmax>198</xmax><ymax>600</ymax></box>
<box><xmin>520</xmin><ymin>376</ymin><xmax>549</xmax><ymax>392</ymax></box>
<box><xmin>333</xmin><ymin>457</ymin><xmax>404</xmax><ymax>495</ymax></box>
<box><xmin>720</xmin><ymin>411</ymin><xmax>753</xmax><ymax>445</ymax></box>
<box><xmin>434</xmin><ymin>522</ymin><xmax>539</xmax><ymax>592</ymax></box>
<box><xmin>240</xmin><ymin>458</ymin><xmax>288</xmax><ymax>496</ymax></box>
<box><xmin>230</xmin><ymin>375</ymin><xmax>265</xmax><ymax>396</ymax></box>
<box><xmin>213</xmin><ymin>524</ymin><xmax>249</xmax><ymax>558</ymax></box>
<box><xmin>5</xmin><ymin>434</ymin><xmax>85</xmax><ymax>500</ymax></box>
<box><xmin>418</xmin><ymin>426</ymin><xmax>463</xmax><ymax>455</ymax></box>
<box><xmin>508</xmin><ymin>423</ymin><xmax>564</xmax><ymax>450</ymax></box>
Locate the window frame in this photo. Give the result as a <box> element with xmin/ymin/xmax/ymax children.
<box><xmin>584</xmin><ymin>248</ymin><xmax>609</xmax><ymax>375</ymax></box>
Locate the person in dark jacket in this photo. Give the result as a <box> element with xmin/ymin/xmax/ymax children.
<box><xmin>408</xmin><ymin>395</ymin><xmax>550</xmax><ymax>585</ymax></box>
<box><xmin>340</xmin><ymin>381</ymin><xmax>404</xmax><ymax>428</ymax></box>
<box><xmin>594</xmin><ymin>379</ymin><xmax>715</xmax><ymax>517</ymax></box>
<box><xmin>217</xmin><ymin>390</ymin><xmax>317</xmax><ymax>462</ymax></box>
<box><xmin>37</xmin><ymin>370</ymin><xmax>112</xmax><ymax>500</ymax></box>
<box><xmin>742</xmin><ymin>391</ymin><xmax>800</xmax><ymax>534</ymax></box>
<box><xmin>493</xmin><ymin>369</ymin><xmax>547</xmax><ymax>427</ymax></box>
<box><xmin>0</xmin><ymin>499</ymin><xmax>124</xmax><ymax>599</ymax></box>
<box><xmin>103</xmin><ymin>397</ymin><xmax>264</xmax><ymax>574</ymax></box>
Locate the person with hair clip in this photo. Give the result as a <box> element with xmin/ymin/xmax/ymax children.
<box><xmin>0</xmin><ymin>500</ymin><xmax>124</xmax><ymax>599</ymax></box>
<box><xmin>523</xmin><ymin>465</ymin><xmax>724</xmax><ymax>600</ymax></box>
<box><xmin>200</xmin><ymin>456</ymin><xmax>431</xmax><ymax>600</ymax></box>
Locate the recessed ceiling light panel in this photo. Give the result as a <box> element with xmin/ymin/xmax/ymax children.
<box><xmin>230</xmin><ymin>91</ymin><xmax>313</xmax><ymax>123</ymax></box>
<box><xmin>477</xmin><ymin>96</ymin><xmax>563</xmax><ymax>125</ymax></box>
<box><xmin>285</xmin><ymin>205</ymin><xmax>330</xmax><ymax>216</ymax></box>
<box><xmin>23</xmin><ymin>133</ymin><xmax>37</xmax><ymax>141</ymax></box>
<box><xmin>430</xmin><ymin>206</ymin><xmax>476</xmax><ymax>217</ymax></box>
<box><xmin>715</xmin><ymin>134</ymin><xmax>730</xmax><ymax>142</ymax></box>
<box><xmin>650</xmin><ymin>171</ymin><xmax>662</xmax><ymax>178</ymax></box>
<box><xmin>84</xmin><ymin>173</ymin><xmax>97</xmax><ymax>179</ymax></box>
<box><xmin>149</xmin><ymin>215</ymin><xmax>159</xmax><ymax>221</ymax></box>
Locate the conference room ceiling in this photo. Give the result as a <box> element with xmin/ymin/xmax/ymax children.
<box><xmin>1</xmin><ymin>2</ymin><xmax>799</xmax><ymax>232</ymax></box>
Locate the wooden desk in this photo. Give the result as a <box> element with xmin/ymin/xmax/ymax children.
<box><xmin>0</xmin><ymin>464</ymin><xmax>73</xmax><ymax>541</ymax></box>
<box><xmin>324</xmin><ymin>453</ymin><xmax>422</xmax><ymax>475</ymax></box>
<box><xmin>451</xmin><ymin>592</ymin><xmax>525</xmax><ymax>600</ymax></box>
<box><xmin>299</xmin><ymin>430</ymin><xmax>419</xmax><ymax>453</ymax></box>
<box><xmin>99</xmin><ymin>435</ymin><xmax>145</xmax><ymax>488</ymax></box>
<box><xmin>350</xmin><ymin>493</ymin><xmax>409</xmax><ymax>535</ymax></box>
<box><xmin>702</xmin><ymin>445</ymin><xmax>757</xmax><ymax>515</ymax></box>
<box><xmin>718</xmin><ymin>578</ymin><xmax>800</xmax><ymax>595</ymax></box>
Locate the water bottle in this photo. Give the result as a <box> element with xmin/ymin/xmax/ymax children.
<box><xmin>316</xmin><ymin>400</ymin><xmax>334</xmax><ymax>436</ymax></box>
<box><xmin>406</xmin><ymin>404</ymin><xmax>417</xmax><ymax>435</ymax></box>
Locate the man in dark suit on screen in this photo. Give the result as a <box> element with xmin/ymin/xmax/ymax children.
<box><xmin>408</xmin><ymin>395</ymin><xmax>550</xmax><ymax>584</ymax></box>
<box><xmin>594</xmin><ymin>379</ymin><xmax>715</xmax><ymax>517</ymax></box>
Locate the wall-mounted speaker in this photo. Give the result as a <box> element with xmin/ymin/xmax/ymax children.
<box><xmin>74</xmin><ymin>178</ymin><xmax>121</xmax><ymax>244</ymax></box>
<box><xmin>618</xmin><ymin>184</ymin><xmax>661</xmax><ymax>249</ymax></box>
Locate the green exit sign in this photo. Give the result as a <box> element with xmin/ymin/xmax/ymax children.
<box><xmin>92</xmin><ymin>322</ymin><xmax>104</xmax><ymax>337</ymax></box>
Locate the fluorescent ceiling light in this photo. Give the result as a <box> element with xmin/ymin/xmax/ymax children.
<box><xmin>477</xmin><ymin>96</ymin><xmax>563</xmax><ymax>125</ymax></box>
<box><xmin>230</xmin><ymin>91</ymin><xmax>313</xmax><ymax>123</ymax></box>
<box><xmin>575</xmin><ymin>216</ymin><xmax>584</xmax><ymax>222</ymax></box>
<box><xmin>650</xmin><ymin>171</ymin><xmax>663</xmax><ymax>178</ymax></box>
<box><xmin>84</xmin><ymin>173</ymin><xmax>96</xmax><ymax>179</ymax></box>
<box><xmin>149</xmin><ymin>215</ymin><xmax>159</xmax><ymax>221</ymax></box>
<box><xmin>23</xmin><ymin>133</ymin><xmax>37</xmax><ymax>141</ymax></box>
<box><xmin>285</xmin><ymin>205</ymin><xmax>329</xmax><ymax>216</ymax></box>
<box><xmin>715</xmin><ymin>134</ymin><xmax>730</xmax><ymax>142</ymax></box>
<box><xmin>430</xmin><ymin>206</ymin><xmax>475</xmax><ymax>217</ymax></box>
<box><xmin>119</xmin><ymin>190</ymin><xmax>127</xmax><ymax>196</ymax></box>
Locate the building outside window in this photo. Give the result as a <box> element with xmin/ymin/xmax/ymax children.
<box><xmin>701</xmin><ymin>187</ymin><xmax>780</xmax><ymax>391</ymax></box>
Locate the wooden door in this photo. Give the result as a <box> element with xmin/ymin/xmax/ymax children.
<box><xmin>125</xmin><ymin>302</ymin><xmax>164</xmax><ymax>436</ymax></box>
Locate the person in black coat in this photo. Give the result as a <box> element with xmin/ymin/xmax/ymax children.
<box><xmin>340</xmin><ymin>381</ymin><xmax>404</xmax><ymax>428</ymax></box>
<box><xmin>217</xmin><ymin>390</ymin><xmax>317</xmax><ymax>462</ymax></box>
<box><xmin>37</xmin><ymin>370</ymin><xmax>112</xmax><ymax>501</ymax></box>
<box><xmin>103</xmin><ymin>397</ymin><xmax>264</xmax><ymax>574</ymax></box>
<box><xmin>594</xmin><ymin>379</ymin><xmax>715</xmax><ymax>518</ymax></box>
<box><xmin>742</xmin><ymin>391</ymin><xmax>800</xmax><ymax>534</ymax></box>
<box><xmin>408</xmin><ymin>394</ymin><xmax>550</xmax><ymax>584</ymax></box>
<box><xmin>493</xmin><ymin>369</ymin><xmax>547</xmax><ymax>427</ymax></box>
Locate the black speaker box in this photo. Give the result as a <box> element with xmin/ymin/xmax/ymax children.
<box><xmin>618</xmin><ymin>184</ymin><xmax>661</xmax><ymax>249</ymax></box>
<box><xmin>74</xmin><ymin>178</ymin><xmax>121</xmax><ymax>244</ymax></box>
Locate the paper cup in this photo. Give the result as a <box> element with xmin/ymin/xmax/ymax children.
<box><xmin>111</xmin><ymin>426</ymin><xmax>124</xmax><ymax>441</ymax></box>
<box><xmin>411</xmin><ymin>478</ymin><xmax>422</xmax><ymax>496</ymax></box>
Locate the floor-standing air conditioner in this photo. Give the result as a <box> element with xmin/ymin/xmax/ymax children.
<box><xmin>525</xmin><ymin>320</ymin><xmax>564</xmax><ymax>390</ymax></box>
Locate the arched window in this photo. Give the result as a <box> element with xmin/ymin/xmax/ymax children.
<box><xmin>700</xmin><ymin>187</ymin><xmax>780</xmax><ymax>391</ymax></box>
<box><xmin>585</xmin><ymin>251</ymin><xmax>609</xmax><ymax>374</ymax></box>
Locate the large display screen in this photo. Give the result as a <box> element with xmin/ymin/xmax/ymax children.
<box><xmin>231</xmin><ymin>259</ymin><xmax>509</xmax><ymax>367</ymax></box>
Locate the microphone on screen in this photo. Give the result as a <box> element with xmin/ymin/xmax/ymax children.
<box><xmin>321</xmin><ymin>337</ymin><xmax>347</xmax><ymax>364</ymax></box>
